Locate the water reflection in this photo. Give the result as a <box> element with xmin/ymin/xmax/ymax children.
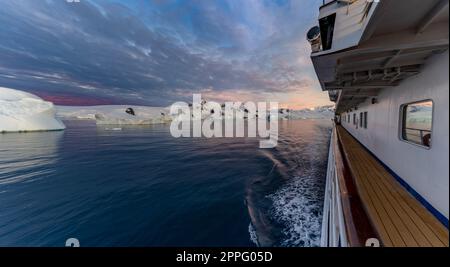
<box><xmin>0</xmin><ymin>131</ymin><xmax>63</xmax><ymax>186</ymax></box>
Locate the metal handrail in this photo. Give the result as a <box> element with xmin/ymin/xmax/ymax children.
<box><xmin>405</xmin><ymin>127</ymin><xmax>431</xmax><ymax>132</ymax></box>
<box><xmin>404</xmin><ymin>127</ymin><xmax>431</xmax><ymax>145</ymax></box>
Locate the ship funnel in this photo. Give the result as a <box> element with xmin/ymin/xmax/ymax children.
<box><xmin>307</xmin><ymin>26</ymin><xmax>321</xmax><ymax>52</ymax></box>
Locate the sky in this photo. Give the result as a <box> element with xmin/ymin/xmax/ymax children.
<box><xmin>0</xmin><ymin>0</ymin><xmax>332</xmax><ymax>109</ymax></box>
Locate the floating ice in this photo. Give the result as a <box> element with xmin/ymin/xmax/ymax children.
<box><xmin>56</xmin><ymin>105</ymin><xmax>172</xmax><ymax>125</ymax></box>
<box><xmin>278</xmin><ymin>106</ymin><xmax>334</xmax><ymax>120</ymax></box>
<box><xmin>0</xmin><ymin>87</ymin><xmax>65</xmax><ymax>132</ymax></box>
<box><xmin>56</xmin><ymin>103</ymin><xmax>334</xmax><ymax>125</ymax></box>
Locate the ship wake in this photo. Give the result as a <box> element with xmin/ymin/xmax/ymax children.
<box><xmin>267</xmin><ymin>168</ymin><xmax>325</xmax><ymax>247</ymax></box>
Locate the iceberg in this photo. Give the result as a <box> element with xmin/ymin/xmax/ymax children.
<box><xmin>0</xmin><ymin>87</ymin><xmax>65</xmax><ymax>132</ymax></box>
<box><xmin>57</xmin><ymin>102</ymin><xmax>256</xmax><ymax>125</ymax></box>
<box><xmin>56</xmin><ymin>105</ymin><xmax>172</xmax><ymax>125</ymax></box>
<box><xmin>278</xmin><ymin>106</ymin><xmax>335</xmax><ymax>120</ymax></box>
<box><xmin>56</xmin><ymin>103</ymin><xmax>335</xmax><ymax>125</ymax></box>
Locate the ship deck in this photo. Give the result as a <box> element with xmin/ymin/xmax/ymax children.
<box><xmin>336</xmin><ymin>125</ymin><xmax>449</xmax><ymax>247</ymax></box>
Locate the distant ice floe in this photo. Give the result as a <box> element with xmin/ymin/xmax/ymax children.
<box><xmin>0</xmin><ymin>87</ymin><xmax>66</xmax><ymax>132</ymax></box>
<box><xmin>56</xmin><ymin>104</ymin><xmax>334</xmax><ymax>125</ymax></box>
<box><xmin>278</xmin><ymin>106</ymin><xmax>334</xmax><ymax>120</ymax></box>
<box><xmin>56</xmin><ymin>105</ymin><xmax>172</xmax><ymax>125</ymax></box>
<box><xmin>56</xmin><ymin>102</ymin><xmax>253</xmax><ymax>125</ymax></box>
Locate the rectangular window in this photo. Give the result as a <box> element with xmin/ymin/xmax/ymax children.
<box><xmin>348</xmin><ymin>114</ymin><xmax>350</xmax><ymax>123</ymax></box>
<box><xmin>400</xmin><ymin>100</ymin><xmax>433</xmax><ymax>148</ymax></box>
<box><xmin>360</xmin><ymin>112</ymin><xmax>363</xmax><ymax>128</ymax></box>
<box><xmin>353</xmin><ymin>113</ymin><xmax>356</xmax><ymax>125</ymax></box>
<box><xmin>364</xmin><ymin>112</ymin><xmax>368</xmax><ymax>129</ymax></box>
<box><xmin>319</xmin><ymin>13</ymin><xmax>336</xmax><ymax>51</ymax></box>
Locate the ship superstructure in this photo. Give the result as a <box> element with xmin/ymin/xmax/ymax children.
<box><xmin>309</xmin><ymin>0</ymin><xmax>449</xmax><ymax>247</ymax></box>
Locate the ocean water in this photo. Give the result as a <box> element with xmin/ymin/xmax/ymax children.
<box><xmin>0</xmin><ymin>119</ymin><xmax>331</xmax><ymax>247</ymax></box>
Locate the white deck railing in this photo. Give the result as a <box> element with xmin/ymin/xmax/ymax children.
<box><xmin>320</xmin><ymin>129</ymin><xmax>348</xmax><ymax>247</ymax></box>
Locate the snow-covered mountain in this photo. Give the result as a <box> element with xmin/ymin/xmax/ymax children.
<box><xmin>56</xmin><ymin>105</ymin><xmax>172</xmax><ymax>125</ymax></box>
<box><xmin>56</xmin><ymin>103</ymin><xmax>335</xmax><ymax>125</ymax></box>
<box><xmin>279</xmin><ymin>105</ymin><xmax>335</xmax><ymax>120</ymax></box>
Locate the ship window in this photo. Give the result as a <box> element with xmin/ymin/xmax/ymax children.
<box><xmin>348</xmin><ymin>114</ymin><xmax>350</xmax><ymax>123</ymax></box>
<box><xmin>363</xmin><ymin>112</ymin><xmax>368</xmax><ymax>129</ymax></box>
<box><xmin>319</xmin><ymin>13</ymin><xmax>336</xmax><ymax>51</ymax></box>
<box><xmin>353</xmin><ymin>113</ymin><xmax>356</xmax><ymax>125</ymax></box>
<box><xmin>400</xmin><ymin>100</ymin><xmax>433</xmax><ymax>148</ymax></box>
<box><xmin>360</xmin><ymin>112</ymin><xmax>363</xmax><ymax>128</ymax></box>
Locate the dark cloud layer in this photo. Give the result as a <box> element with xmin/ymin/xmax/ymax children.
<box><xmin>0</xmin><ymin>0</ymin><xmax>325</xmax><ymax>106</ymax></box>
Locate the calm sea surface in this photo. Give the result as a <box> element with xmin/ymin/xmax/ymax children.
<box><xmin>0</xmin><ymin>119</ymin><xmax>331</xmax><ymax>247</ymax></box>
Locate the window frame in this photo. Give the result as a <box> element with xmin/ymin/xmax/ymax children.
<box><xmin>398</xmin><ymin>99</ymin><xmax>434</xmax><ymax>150</ymax></box>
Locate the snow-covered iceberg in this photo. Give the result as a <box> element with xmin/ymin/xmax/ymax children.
<box><xmin>57</xmin><ymin>103</ymin><xmax>256</xmax><ymax>125</ymax></box>
<box><xmin>278</xmin><ymin>106</ymin><xmax>334</xmax><ymax>120</ymax></box>
<box><xmin>0</xmin><ymin>87</ymin><xmax>65</xmax><ymax>132</ymax></box>
<box><xmin>56</xmin><ymin>105</ymin><xmax>172</xmax><ymax>125</ymax></box>
<box><xmin>56</xmin><ymin>103</ymin><xmax>335</xmax><ymax>125</ymax></box>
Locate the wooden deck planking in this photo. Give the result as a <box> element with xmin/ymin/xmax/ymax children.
<box><xmin>339</xmin><ymin>135</ymin><xmax>407</xmax><ymax>246</ymax></box>
<box><xmin>354</xmin><ymin>141</ymin><xmax>449</xmax><ymax>247</ymax></box>
<box><xmin>336</xmin><ymin>126</ymin><xmax>448</xmax><ymax>247</ymax></box>
<box><xmin>355</xmin><ymin>160</ymin><xmax>420</xmax><ymax>246</ymax></box>
<box><xmin>349</xmin><ymin>138</ymin><xmax>444</xmax><ymax>247</ymax></box>
<box><xmin>342</xmin><ymin>132</ymin><xmax>432</xmax><ymax>246</ymax></box>
<box><xmin>378</xmin><ymin>172</ymin><xmax>449</xmax><ymax>246</ymax></box>
<box><xmin>348</xmin><ymin>138</ymin><xmax>431</xmax><ymax>246</ymax></box>
<box><xmin>332</xmin><ymin>127</ymin><xmax>382</xmax><ymax>246</ymax></box>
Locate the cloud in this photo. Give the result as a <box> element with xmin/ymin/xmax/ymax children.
<box><xmin>0</xmin><ymin>0</ymin><xmax>331</xmax><ymax>108</ymax></box>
